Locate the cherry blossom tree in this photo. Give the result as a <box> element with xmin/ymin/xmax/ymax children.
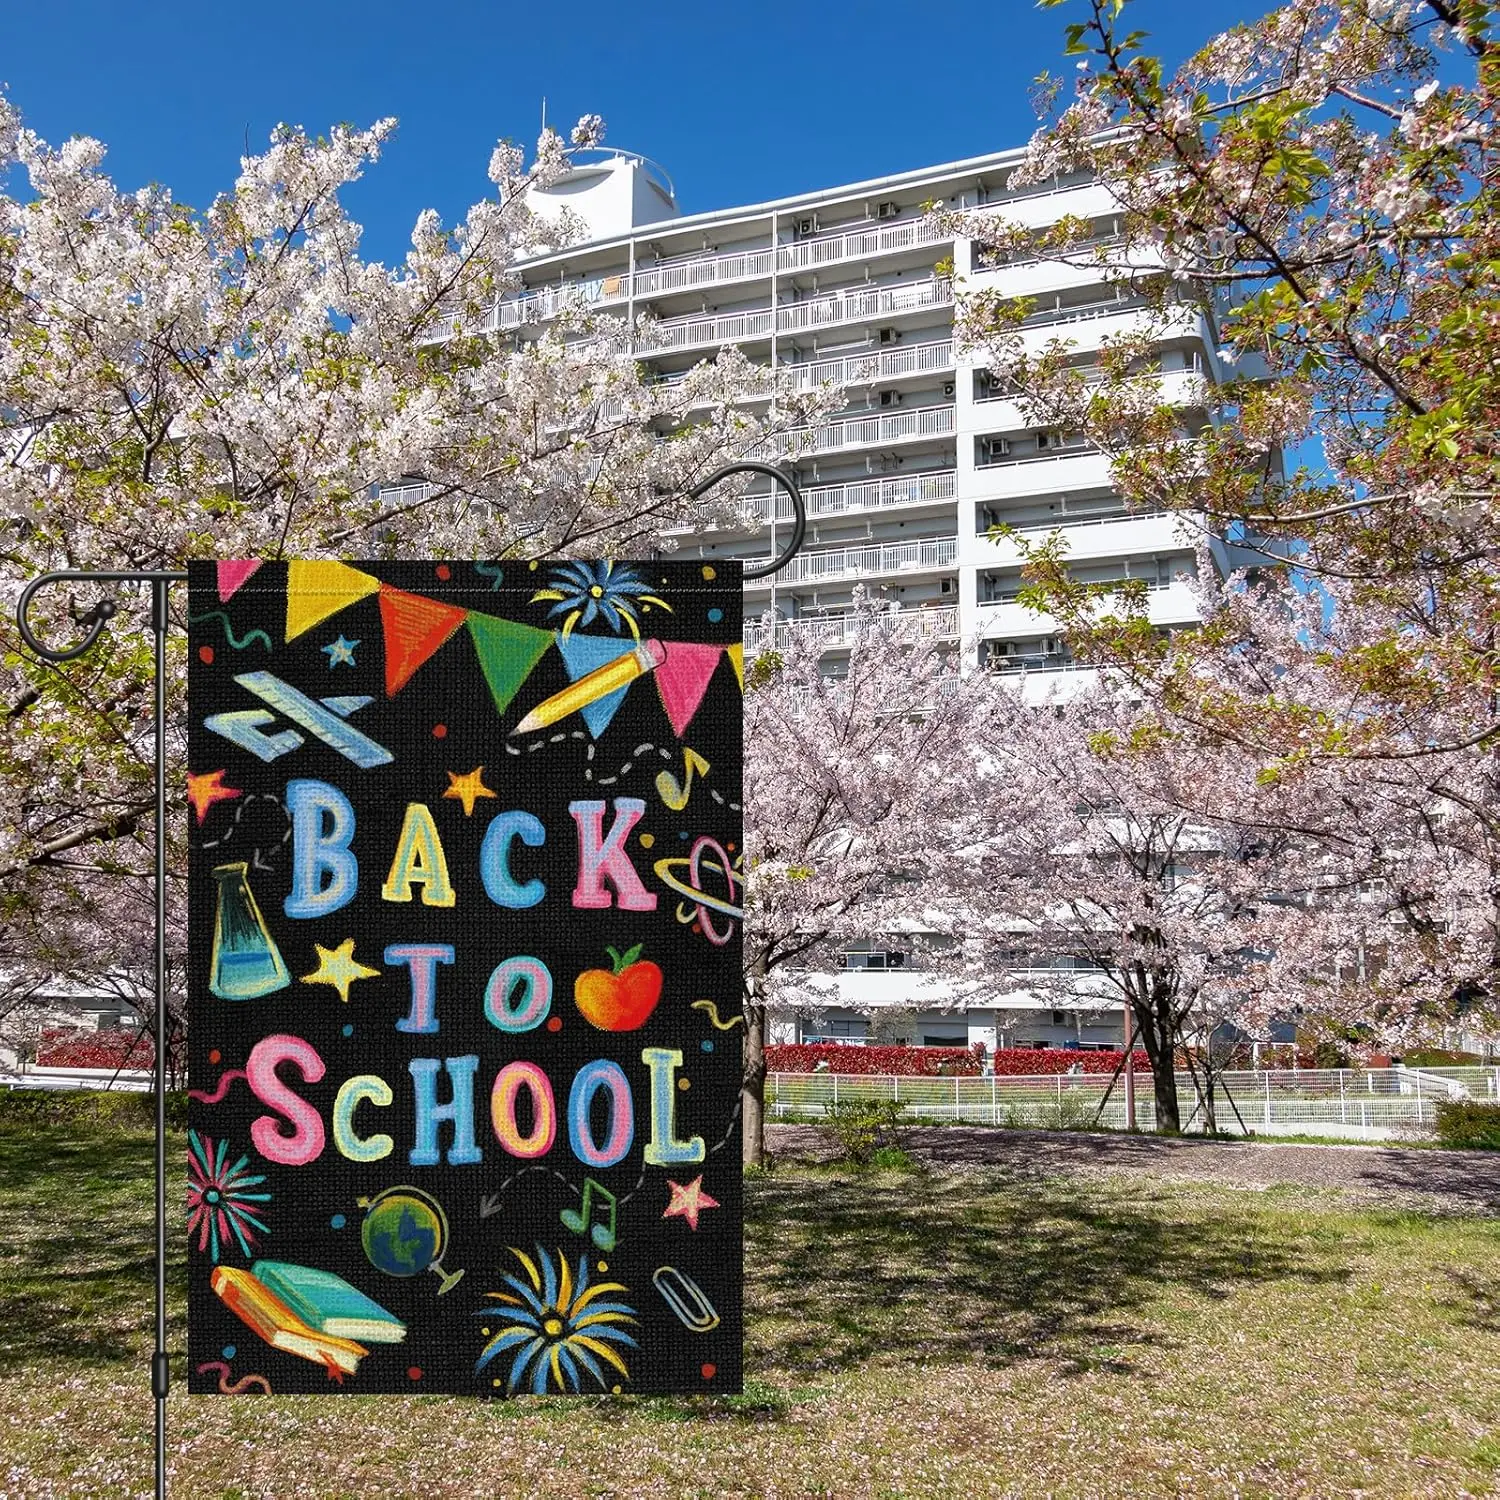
<box><xmin>741</xmin><ymin>594</ymin><xmax>973</xmax><ymax>1164</ymax></box>
<box><xmin>0</xmin><ymin>93</ymin><xmax>826</xmax><ymax>1053</ymax></box>
<box><xmin>945</xmin><ymin>0</ymin><xmax>1500</xmax><ymax>1047</ymax></box>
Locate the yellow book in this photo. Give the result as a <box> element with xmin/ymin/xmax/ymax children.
<box><xmin>211</xmin><ymin>1265</ymin><xmax>369</xmax><ymax>1379</ymax></box>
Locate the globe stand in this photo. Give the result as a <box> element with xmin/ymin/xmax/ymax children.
<box><xmin>431</xmin><ymin>1261</ymin><xmax>466</xmax><ymax>1296</ymax></box>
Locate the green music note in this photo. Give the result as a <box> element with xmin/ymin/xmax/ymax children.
<box><xmin>559</xmin><ymin>1177</ymin><xmax>617</xmax><ymax>1251</ymax></box>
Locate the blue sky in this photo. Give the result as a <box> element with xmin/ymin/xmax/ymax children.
<box><xmin>7</xmin><ymin>0</ymin><xmax>1263</xmax><ymax>263</ymax></box>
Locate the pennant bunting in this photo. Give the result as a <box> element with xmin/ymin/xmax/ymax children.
<box><xmin>466</xmin><ymin>613</ymin><xmax>554</xmax><ymax>718</ymax></box>
<box><xmin>216</xmin><ymin>559</ymin><xmax>263</xmax><ymax>604</ymax></box>
<box><xmin>552</xmin><ymin>632</ymin><xmax>638</xmax><ymax>739</ymax></box>
<box><xmin>378</xmin><ymin>587</ymin><xmax>469</xmax><ymax>696</ymax></box>
<box><xmin>285</xmin><ymin>561</ymin><xmax>381</xmax><ymax>642</ymax></box>
<box><xmin>726</xmin><ymin>643</ymin><xmax>744</xmax><ymax>692</ymax></box>
<box><xmin>654</xmin><ymin>643</ymin><xmax>726</xmax><ymax>738</ymax></box>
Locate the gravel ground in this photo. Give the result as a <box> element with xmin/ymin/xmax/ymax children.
<box><xmin>768</xmin><ymin>1122</ymin><xmax>1500</xmax><ymax>1215</ymax></box>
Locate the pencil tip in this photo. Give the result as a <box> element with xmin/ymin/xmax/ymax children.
<box><xmin>510</xmin><ymin>713</ymin><xmax>539</xmax><ymax>736</ymax></box>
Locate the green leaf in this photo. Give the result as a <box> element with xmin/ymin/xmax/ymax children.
<box><xmin>617</xmin><ymin>942</ymin><xmax>644</xmax><ymax>971</ymax></box>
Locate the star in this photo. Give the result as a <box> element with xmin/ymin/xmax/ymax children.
<box><xmin>322</xmin><ymin>635</ymin><xmax>360</xmax><ymax>667</ymax></box>
<box><xmin>299</xmin><ymin>939</ymin><xmax>380</xmax><ymax>1004</ymax></box>
<box><xmin>186</xmin><ymin>769</ymin><xmax>241</xmax><ymax>825</ymax></box>
<box><xmin>662</xmin><ymin>1175</ymin><xmax>720</xmax><ymax>1232</ymax></box>
<box><xmin>443</xmin><ymin>766</ymin><xmax>497</xmax><ymax>817</ymax></box>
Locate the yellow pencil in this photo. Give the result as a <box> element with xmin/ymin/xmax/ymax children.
<box><xmin>511</xmin><ymin>638</ymin><xmax>667</xmax><ymax>735</ymax></box>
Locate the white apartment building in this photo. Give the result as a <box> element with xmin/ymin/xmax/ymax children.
<box><xmin>431</xmin><ymin>146</ymin><xmax>1268</xmax><ymax>1057</ymax></box>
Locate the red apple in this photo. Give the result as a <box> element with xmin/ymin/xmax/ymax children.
<box><xmin>574</xmin><ymin>944</ymin><xmax>663</xmax><ymax>1031</ymax></box>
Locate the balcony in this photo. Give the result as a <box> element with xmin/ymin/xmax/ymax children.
<box><xmin>741</xmin><ymin>469</ymin><xmax>956</xmax><ymax>526</ymax></box>
<box><xmin>777</xmin><ymin>216</ymin><xmax>949</xmax><ymax>273</ymax></box>
<box><xmin>974</xmin><ymin>445</ymin><xmax>1114</xmax><ymax>498</ymax></box>
<box><xmin>977</xmin><ymin>577</ymin><xmax>1200</xmax><ymax>636</ymax></box>
<box><xmin>744</xmin><ymin>605</ymin><xmax>958</xmax><ymax>653</ymax></box>
<box><xmin>745</xmin><ymin>534</ymin><xmax>959</xmax><ymax>589</ymax></box>
<box><xmin>634</xmin><ymin>246</ymin><xmax>774</xmax><ymax>299</ymax></box>
<box><xmin>764</xmin><ymin>403</ymin><xmax>956</xmax><ymax>460</ymax></box>
<box><xmin>776</xmin><ymin>278</ymin><xmax>953</xmax><ymax>336</ymax></box>
<box><xmin>652</xmin><ymin>305</ymin><xmax>776</xmax><ymax>351</ymax></box>
<box><xmin>978</xmin><ymin>511</ymin><xmax>1190</xmax><ymax>565</ymax></box>
<box><xmin>783</xmin><ymin>338</ymin><xmax>953</xmax><ymax>393</ymax></box>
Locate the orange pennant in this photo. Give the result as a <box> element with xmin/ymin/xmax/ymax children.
<box><xmin>378</xmin><ymin>587</ymin><xmax>468</xmax><ymax>696</ymax></box>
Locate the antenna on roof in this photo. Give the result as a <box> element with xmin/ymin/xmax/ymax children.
<box><xmin>540</xmin><ymin>97</ymin><xmax>547</xmax><ymax>134</ymax></box>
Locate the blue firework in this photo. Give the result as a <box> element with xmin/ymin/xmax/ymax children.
<box><xmin>475</xmin><ymin>1245</ymin><xmax>638</xmax><ymax>1394</ymax></box>
<box><xmin>530</xmin><ymin>560</ymin><xmax>671</xmax><ymax>640</ymax></box>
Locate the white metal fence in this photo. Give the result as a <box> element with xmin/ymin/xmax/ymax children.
<box><xmin>768</xmin><ymin>1066</ymin><xmax>1500</xmax><ymax>1140</ymax></box>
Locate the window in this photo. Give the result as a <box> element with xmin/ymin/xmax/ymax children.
<box><xmin>842</xmin><ymin>950</ymin><xmax>908</xmax><ymax>971</ymax></box>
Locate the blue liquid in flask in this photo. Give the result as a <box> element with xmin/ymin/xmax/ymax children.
<box><xmin>210</xmin><ymin>862</ymin><xmax>290</xmax><ymax>999</ymax></box>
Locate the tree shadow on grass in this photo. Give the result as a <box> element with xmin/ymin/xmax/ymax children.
<box><xmin>744</xmin><ymin>1162</ymin><xmax>1351</xmax><ymax>1380</ymax></box>
<box><xmin>0</xmin><ymin>1127</ymin><xmax>188</xmax><ymax>1374</ymax></box>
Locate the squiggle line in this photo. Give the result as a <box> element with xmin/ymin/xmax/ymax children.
<box><xmin>586</xmin><ymin>742</ymin><xmax>742</xmax><ymax>809</ymax></box>
<box><xmin>692</xmin><ymin>999</ymin><xmax>745</xmax><ymax>1031</ymax></box>
<box><xmin>189</xmin><ymin>611</ymin><xmax>273</xmax><ymax>651</ymax></box>
<box><xmin>196</xmin><ymin>1360</ymin><xmax>272</xmax><ymax>1395</ymax></box>
<box><xmin>189</xmin><ymin>1068</ymin><xmax>247</xmax><ymax>1104</ymax></box>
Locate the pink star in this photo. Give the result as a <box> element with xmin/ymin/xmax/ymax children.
<box><xmin>662</xmin><ymin>1175</ymin><xmax>720</xmax><ymax>1231</ymax></box>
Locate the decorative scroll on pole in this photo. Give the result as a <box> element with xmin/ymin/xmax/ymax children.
<box><xmin>9</xmin><ymin>459</ymin><xmax>803</xmax><ymax>1497</ymax></box>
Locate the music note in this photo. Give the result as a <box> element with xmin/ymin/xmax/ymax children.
<box><xmin>559</xmin><ymin>1177</ymin><xmax>618</xmax><ymax>1251</ymax></box>
<box><xmin>656</xmin><ymin>749</ymin><xmax>710</xmax><ymax>811</ymax></box>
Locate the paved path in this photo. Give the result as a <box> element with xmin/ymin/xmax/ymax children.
<box><xmin>767</xmin><ymin>1123</ymin><xmax>1500</xmax><ymax>1215</ymax></box>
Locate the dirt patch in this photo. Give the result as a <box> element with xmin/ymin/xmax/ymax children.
<box><xmin>768</xmin><ymin>1123</ymin><xmax>1500</xmax><ymax>1215</ymax></box>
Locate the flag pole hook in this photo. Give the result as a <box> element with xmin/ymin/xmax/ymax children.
<box><xmin>687</xmin><ymin>461</ymin><xmax>806</xmax><ymax>580</ymax></box>
<box><xmin>15</xmin><ymin>568</ymin><xmax>187</xmax><ymax>1500</ymax></box>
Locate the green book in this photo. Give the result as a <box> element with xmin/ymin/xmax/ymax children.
<box><xmin>251</xmin><ymin>1261</ymin><xmax>406</xmax><ymax>1344</ymax></box>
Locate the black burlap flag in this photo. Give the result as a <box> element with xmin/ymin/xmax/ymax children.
<box><xmin>186</xmin><ymin>560</ymin><xmax>742</xmax><ymax>1396</ymax></box>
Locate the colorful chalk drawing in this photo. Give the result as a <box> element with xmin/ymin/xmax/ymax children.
<box><xmin>474</xmin><ymin>1246</ymin><xmax>638</xmax><ymax>1394</ymax></box>
<box><xmin>358</xmin><ymin>1187</ymin><xmax>465</xmax><ymax>1295</ymax></box>
<box><xmin>187</xmin><ymin>560</ymin><xmax>741</xmax><ymax>1396</ymax></box>
<box><xmin>187</xmin><ymin>1130</ymin><xmax>272</xmax><ymax>1261</ymax></box>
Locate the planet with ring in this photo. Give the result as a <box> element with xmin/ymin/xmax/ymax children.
<box><xmin>653</xmin><ymin>837</ymin><xmax>742</xmax><ymax>919</ymax></box>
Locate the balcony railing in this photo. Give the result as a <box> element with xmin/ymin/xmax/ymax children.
<box><xmin>776</xmin><ymin>278</ymin><xmax>953</xmax><ymax>336</ymax></box>
<box><xmin>1020</xmin><ymin>293</ymin><xmax>1151</xmax><ymax>330</ymax></box>
<box><xmin>634</xmin><ymin>247</ymin><xmax>774</xmax><ymax>298</ymax></box>
<box><xmin>746</xmin><ymin>534</ymin><xmax>959</xmax><ymax>587</ymax></box>
<box><xmin>977</xmin><ymin>440</ymin><xmax>1098</xmax><ymax>470</ymax></box>
<box><xmin>982</xmin><ymin>577</ymin><xmax>1184</xmax><ymax>606</ymax></box>
<box><xmin>783</xmin><ymin>338</ymin><xmax>953</xmax><ymax>392</ymax></box>
<box><xmin>742</xmin><ymin>469</ymin><xmax>956</xmax><ymax>525</ymax></box>
<box><xmin>653</xmin><ymin>305</ymin><xmax>776</xmax><ymax>350</ymax></box>
<box><xmin>744</xmin><ymin>605</ymin><xmax>958</xmax><ymax>652</ymax></box>
<box><xmin>988</xmin><ymin>651</ymin><xmax>1078</xmax><ymax>674</ymax></box>
<box><xmin>777</xmin><ymin>216</ymin><xmax>949</xmax><ymax>272</ymax></box>
<box><xmin>764</xmin><ymin>403</ymin><xmax>956</xmax><ymax>460</ymax></box>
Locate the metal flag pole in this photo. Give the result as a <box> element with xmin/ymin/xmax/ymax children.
<box><xmin>15</xmin><ymin>568</ymin><xmax>187</xmax><ymax>1500</ymax></box>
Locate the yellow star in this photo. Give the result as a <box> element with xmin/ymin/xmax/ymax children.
<box><xmin>661</xmin><ymin>1175</ymin><xmax>720</xmax><ymax>1232</ymax></box>
<box><xmin>443</xmin><ymin>766</ymin><xmax>497</xmax><ymax>817</ymax></box>
<box><xmin>299</xmin><ymin>938</ymin><xmax>380</xmax><ymax>1004</ymax></box>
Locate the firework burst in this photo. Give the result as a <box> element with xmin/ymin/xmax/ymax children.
<box><xmin>475</xmin><ymin>1245</ymin><xmax>638</xmax><ymax>1394</ymax></box>
<box><xmin>530</xmin><ymin>560</ymin><xmax>671</xmax><ymax>640</ymax></box>
<box><xmin>186</xmin><ymin>1129</ymin><xmax>271</xmax><ymax>1262</ymax></box>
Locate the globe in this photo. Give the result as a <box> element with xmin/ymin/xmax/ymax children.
<box><xmin>358</xmin><ymin>1187</ymin><xmax>465</xmax><ymax>1294</ymax></box>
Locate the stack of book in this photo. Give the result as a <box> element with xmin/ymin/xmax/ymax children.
<box><xmin>211</xmin><ymin>1261</ymin><xmax>406</xmax><ymax>1380</ymax></box>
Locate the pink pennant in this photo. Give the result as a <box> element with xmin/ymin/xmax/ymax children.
<box><xmin>654</xmin><ymin>642</ymin><xmax>725</xmax><ymax>737</ymax></box>
<box><xmin>217</xmin><ymin>560</ymin><xmax>263</xmax><ymax>603</ymax></box>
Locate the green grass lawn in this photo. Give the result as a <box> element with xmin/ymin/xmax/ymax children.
<box><xmin>2</xmin><ymin>1121</ymin><xmax>1499</xmax><ymax>1497</ymax></box>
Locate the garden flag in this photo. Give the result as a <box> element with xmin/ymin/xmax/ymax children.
<box><xmin>186</xmin><ymin>560</ymin><xmax>743</xmax><ymax>1396</ymax></box>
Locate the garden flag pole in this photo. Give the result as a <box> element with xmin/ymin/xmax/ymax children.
<box><xmin>9</xmin><ymin>458</ymin><xmax>805</xmax><ymax>1497</ymax></box>
<box><xmin>16</xmin><ymin>567</ymin><xmax>187</xmax><ymax>1500</ymax></box>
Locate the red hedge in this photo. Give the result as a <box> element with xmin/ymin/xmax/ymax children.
<box><xmin>990</xmin><ymin>1048</ymin><xmax>1149</xmax><ymax>1076</ymax></box>
<box><xmin>766</xmin><ymin>1043</ymin><xmax>1151</xmax><ymax>1077</ymax></box>
<box><xmin>36</xmin><ymin>1027</ymin><xmax>153</xmax><ymax>1070</ymax></box>
<box><xmin>766</xmin><ymin>1043</ymin><xmax>985</xmax><ymax>1076</ymax></box>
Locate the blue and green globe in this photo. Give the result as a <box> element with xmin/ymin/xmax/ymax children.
<box><xmin>362</xmin><ymin>1191</ymin><xmax>439</xmax><ymax>1276</ymax></box>
<box><xmin>358</xmin><ymin>1187</ymin><xmax>465</xmax><ymax>1294</ymax></box>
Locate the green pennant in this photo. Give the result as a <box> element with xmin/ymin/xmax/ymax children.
<box><xmin>467</xmin><ymin>612</ymin><xmax>555</xmax><ymax>719</ymax></box>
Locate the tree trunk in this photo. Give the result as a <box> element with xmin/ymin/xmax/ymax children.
<box><xmin>742</xmin><ymin>969</ymin><xmax>767</xmax><ymax>1168</ymax></box>
<box><xmin>1137</xmin><ymin>992</ymin><xmax>1181</xmax><ymax>1134</ymax></box>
